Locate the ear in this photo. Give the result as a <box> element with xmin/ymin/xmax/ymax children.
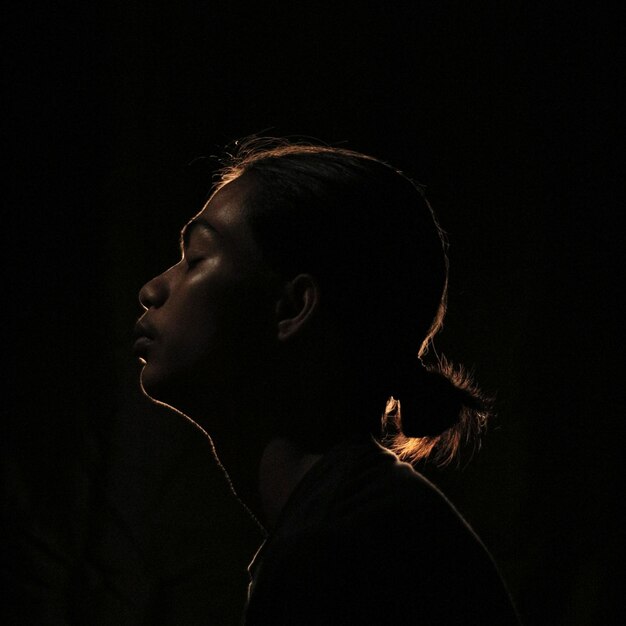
<box><xmin>275</xmin><ymin>274</ymin><xmax>320</xmax><ymax>342</ymax></box>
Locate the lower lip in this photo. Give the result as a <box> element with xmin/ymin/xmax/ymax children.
<box><xmin>133</xmin><ymin>336</ymin><xmax>154</xmax><ymax>357</ymax></box>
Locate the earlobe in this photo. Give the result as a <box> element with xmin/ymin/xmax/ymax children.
<box><xmin>276</xmin><ymin>274</ymin><xmax>320</xmax><ymax>342</ymax></box>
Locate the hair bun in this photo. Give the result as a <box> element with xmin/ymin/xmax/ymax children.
<box><xmin>395</xmin><ymin>358</ymin><xmax>488</xmax><ymax>438</ymax></box>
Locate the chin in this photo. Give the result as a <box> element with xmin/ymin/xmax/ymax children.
<box><xmin>139</xmin><ymin>365</ymin><xmax>173</xmax><ymax>404</ymax></box>
<box><xmin>139</xmin><ymin>365</ymin><xmax>203</xmax><ymax>417</ymax></box>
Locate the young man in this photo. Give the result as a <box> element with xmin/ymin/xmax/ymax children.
<box><xmin>135</xmin><ymin>141</ymin><xmax>521</xmax><ymax>624</ymax></box>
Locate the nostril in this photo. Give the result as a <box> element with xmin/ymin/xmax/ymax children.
<box><xmin>139</xmin><ymin>274</ymin><xmax>165</xmax><ymax>310</ymax></box>
<box><xmin>138</xmin><ymin>283</ymin><xmax>152</xmax><ymax>309</ymax></box>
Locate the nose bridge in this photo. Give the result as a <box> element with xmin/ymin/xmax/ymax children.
<box><xmin>138</xmin><ymin>263</ymin><xmax>177</xmax><ymax>309</ymax></box>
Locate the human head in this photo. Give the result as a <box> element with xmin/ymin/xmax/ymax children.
<box><xmin>137</xmin><ymin>138</ymin><xmax>488</xmax><ymax>465</ymax></box>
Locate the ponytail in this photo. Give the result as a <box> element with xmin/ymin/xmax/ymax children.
<box><xmin>382</xmin><ymin>356</ymin><xmax>491</xmax><ymax>467</ymax></box>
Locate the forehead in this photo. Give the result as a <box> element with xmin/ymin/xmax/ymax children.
<box><xmin>189</xmin><ymin>175</ymin><xmax>259</xmax><ymax>254</ymax></box>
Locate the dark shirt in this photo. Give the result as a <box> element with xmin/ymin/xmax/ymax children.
<box><xmin>245</xmin><ymin>439</ymin><xmax>520</xmax><ymax>625</ymax></box>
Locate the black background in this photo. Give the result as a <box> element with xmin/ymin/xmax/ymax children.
<box><xmin>4</xmin><ymin>2</ymin><xmax>623</xmax><ymax>624</ymax></box>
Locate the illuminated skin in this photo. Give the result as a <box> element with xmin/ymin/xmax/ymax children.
<box><xmin>135</xmin><ymin>176</ymin><xmax>278</xmax><ymax>420</ymax></box>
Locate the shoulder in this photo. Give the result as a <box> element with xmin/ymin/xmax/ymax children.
<box><xmin>247</xmin><ymin>440</ymin><xmax>520</xmax><ymax>625</ymax></box>
<box><xmin>329</xmin><ymin>441</ymin><xmax>470</xmax><ymax>534</ymax></box>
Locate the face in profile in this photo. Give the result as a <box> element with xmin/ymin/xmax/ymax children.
<box><xmin>134</xmin><ymin>175</ymin><xmax>278</xmax><ymax>416</ymax></box>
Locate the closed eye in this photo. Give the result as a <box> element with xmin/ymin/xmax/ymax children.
<box><xmin>185</xmin><ymin>256</ymin><xmax>203</xmax><ymax>270</ymax></box>
<box><xmin>179</xmin><ymin>219</ymin><xmax>218</xmax><ymax>270</ymax></box>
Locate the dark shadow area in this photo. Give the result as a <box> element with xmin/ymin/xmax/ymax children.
<box><xmin>3</xmin><ymin>3</ymin><xmax>622</xmax><ymax>624</ymax></box>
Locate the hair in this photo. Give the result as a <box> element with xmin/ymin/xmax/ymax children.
<box><xmin>213</xmin><ymin>137</ymin><xmax>491</xmax><ymax>466</ymax></box>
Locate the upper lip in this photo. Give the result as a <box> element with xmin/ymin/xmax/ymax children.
<box><xmin>134</xmin><ymin>319</ymin><xmax>156</xmax><ymax>340</ymax></box>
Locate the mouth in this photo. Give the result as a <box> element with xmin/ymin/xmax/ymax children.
<box><xmin>133</xmin><ymin>335</ymin><xmax>153</xmax><ymax>361</ymax></box>
<box><xmin>133</xmin><ymin>319</ymin><xmax>156</xmax><ymax>361</ymax></box>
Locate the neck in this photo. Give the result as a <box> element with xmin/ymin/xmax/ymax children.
<box><xmin>259</xmin><ymin>438</ymin><xmax>322</xmax><ymax>528</ymax></box>
<box><xmin>186</xmin><ymin>399</ymin><xmax>322</xmax><ymax>529</ymax></box>
<box><xmin>206</xmin><ymin>431</ymin><xmax>321</xmax><ymax>529</ymax></box>
<box><xmin>181</xmin><ymin>373</ymin><xmax>359</xmax><ymax>529</ymax></box>
<box><xmin>207</xmin><ymin>426</ymin><xmax>267</xmax><ymax>524</ymax></box>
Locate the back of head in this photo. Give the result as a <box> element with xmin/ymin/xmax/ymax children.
<box><xmin>216</xmin><ymin>138</ymin><xmax>490</xmax><ymax>466</ymax></box>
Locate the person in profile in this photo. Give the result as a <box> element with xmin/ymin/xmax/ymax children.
<box><xmin>134</xmin><ymin>139</ymin><xmax>521</xmax><ymax>625</ymax></box>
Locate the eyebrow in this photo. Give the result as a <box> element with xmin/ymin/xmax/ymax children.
<box><xmin>179</xmin><ymin>217</ymin><xmax>220</xmax><ymax>250</ymax></box>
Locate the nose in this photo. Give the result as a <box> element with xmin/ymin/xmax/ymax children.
<box><xmin>138</xmin><ymin>270</ymin><xmax>169</xmax><ymax>310</ymax></box>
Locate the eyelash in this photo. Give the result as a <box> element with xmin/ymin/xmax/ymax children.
<box><xmin>185</xmin><ymin>256</ymin><xmax>202</xmax><ymax>269</ymax></box>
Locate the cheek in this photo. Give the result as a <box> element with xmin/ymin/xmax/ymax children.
<box><xmin>165</xmin><ymin>304</ymin><xmax>221</xmax><ymax>367</ymax></box>
<box><xmin>165</xmin><ymin>280</ymin><xmax>253</xmax><ymax>367</ymax></box>
<box><xmin>143</xmin><ymin>269</ymin><xmax>276</xmax><ymax>397</ymax></box>
<box><xmin>141</xmin><ymin>312</ymin><xmax>218</xmax><ymax>400</ymax></box>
